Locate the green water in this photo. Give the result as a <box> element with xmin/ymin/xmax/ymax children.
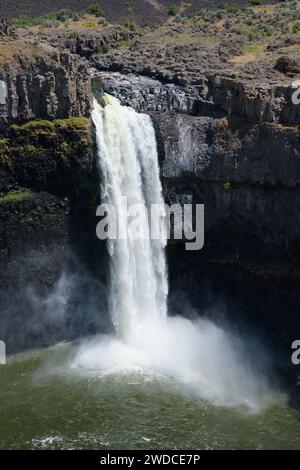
<box><xmin>0</xmin><ymin>343</ymin><xmax>300</xmax><ymax>450</ymax></box>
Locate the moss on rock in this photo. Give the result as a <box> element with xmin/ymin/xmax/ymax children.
<box><xmin>0</xmin><ymin>138</ymin><xmax>13</xmax><ymax>167</ymax></box>
<box><xmin>0</xmin><ymin>117</ymin><xmax>92</xmax><ymax>170</ymax></box>
<box><xmin>0</xmin><ymin>187</ymin><xmax>33</xmax><ymax>204</ymax></box>
<box><xmin>10</xmin><ymin>117</ymin><xmax>91</xmax><ymax>147</ymax></box>
<box><xmin>0</xmin><ymin>116</ymin><xmax>97</xmax><ymax>208</ymax></box>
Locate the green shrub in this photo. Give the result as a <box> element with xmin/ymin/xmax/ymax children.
<box><xmin>225</xmin><ymin>5</ymin><xmax>240</xmax><ymax>14</ymax></box>
<box><xmin>86</xmin><ymin>3</ymin><xmax>104</xmax><ymax>17</ymax></box>
<box><xmin>69</xmin><ymin>31</ymin><xmax>79</xmax><ymax>39</ymax></box>
<box><xmin>223</xmin><ymin>182</ymin><xmax>239</xmax><ymax>190</ymax></box>
<box><xmin>9</xmin><ymin>15</ymin><xmax>33</xmax><ymax>28</ymax></box>
<box><xmin>248</xmin><ymin>31</ymin><xmax>257</xmax><ymax>41</ymax></box>
<box><xmin>42</xmin><ymin>19</ymin><xmax>55</xmax><ymax>28</ymax></box>
<box><xmin>0</xmin><ymin>188</ymin><xmax>33</xmax><ymax>204</ymax></box>
<box><xmin>124</xmin><ymin>19</ymin><xmax>137</xmax><ymax>31</ymax></box>
<box><xmin>235</xmin><ymin>27</ymin><xmax>243</xmax><ymax>35</ymax></box>
<box><xmin>126</xmin><ymin>2</ymin><xmax>133</xmax><ymax>14</ymax></box>
<box><xmin>57</xmin><ymin>9</ymin><xmax>76</xmax><ymax>22</ymax></box>
<box><xmin>9</xmin><ymin>10</ymin><xmax>79</xmax><ymax>28</ymax></box>
<box><xmin>83</xmin><ymin>21</ymin><xmax>97</xmax><ymax>27</ymax></box>
<box><xmin>292</xmin><ymin>22</ymin><xmax>300</xmax><ymax>33</ymax></box>
<box><xmin>168</xmin><ymin>4</ymin><xmax>180</xmax><ymax>16</ymax></box>
<box><xmin>98</xmin><ymin>17</ymin><xmax>108</xmax><ymax>25</ymax></box>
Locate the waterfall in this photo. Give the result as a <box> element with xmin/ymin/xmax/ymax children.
<box><xmin>72</xmin><ymin>95</ymin><xmax>271</xmax><ymax>411</ymax></box>
<box><xmin>92</xmin><ymin>96</ymin><xmax>168</xmax><ymax>341</ymax></box>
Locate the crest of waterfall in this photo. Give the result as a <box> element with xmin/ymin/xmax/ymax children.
<box><xmin>92</xmin><ymin>96</ymin><xmax>168</xmax><ymax>341</ymax></box>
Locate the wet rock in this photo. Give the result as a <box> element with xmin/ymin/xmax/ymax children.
<box><xmin>94</xmin><ymin>71</ymin><xmax>201</xmax><ymax>114</ymax></box>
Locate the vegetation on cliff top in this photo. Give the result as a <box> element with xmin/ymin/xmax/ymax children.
<box><xmin>162</xmin><ymin>1</ymin><xmax>300</xmax><ymax>49</ymax></box>
<box><xmin>0</xmin><ymin>117</ymin><xmax>91</xmax><ymax>170</ymax></box>
<box><xmin>8</xmin><ymin>4</ymin><xmax>105</xmax><ymax>29</ymax></box>
<box><xmin>7</xmin><ymin>1</ymin><xmax>300</xmax><ymax>66</ymax></box>
<box><xmin>0</xmin><ymin>116</ymin><xmax>99</xmax><ymax>214</ymax></box>
<box><xmin>10</xmin><ymin>117</ymin><xmax>90</xmax><ymax>144</ymax></box>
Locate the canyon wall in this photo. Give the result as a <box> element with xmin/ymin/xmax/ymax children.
<box><xmin>0</xmin><ymin>30</ymin><xmax>299</xmax><ymax>351</ymax></box>
<box><xmin>0</xmin><ymin>41</ymin><xmax>92</xmax><ymax>129</ymax></box>
<box><xmin>98</xmin><ymin>72</ymin><xmax>300</xmax><ymax>301</ymax></box>
<box><xmin>0</xmin><ymin>40</ymin><xmax>107</xmax><ymax>352</ymax></box>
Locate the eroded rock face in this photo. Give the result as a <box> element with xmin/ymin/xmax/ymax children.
<box><xmin>152</xmin><ymin>113</ymin><xmax>300</xmax><ymax>188</ymax></box>
<box><xmin>97</xmin><ymin>71</ymin><xmax>300</xmax><ymax>299</ymax></box>
<box><xmin>0</xmin><ymin>114</ymin><xmax>104</xmax><ymax>352</ymax></box>
<box><xmin>44</xmin><ymin>28</ymin><xmax>136</xmax><ymax>59</ymax></box>
<box><xmin>0</xmin><ymin>114</ymin><xmax>98</xmax><ymax>269</ymax></box>
<box><xmin>0</xmin><ymin>41</ymin><xmax>92</xmax><ymax>129</ymax></box>
<box><xmin>95</xmin><ymin>72</ymin><xmax>200</xmax><ymax>114</ymax></box>
<box><xmin>98</xmin><ymin>72</ymin><xmax>300</xmax><ymax>188</ymax></box>
<box><xmin>164</xmin><ymin>180</ymin><xmax>300</xmax><ymax>300</ymax></box>
<box><xmin>0</xmin><ymin>191</ymin><xmax>69</xmax><ymax>267</ymax></box>
<box><xmin>208</xmin><ymin>75</ymin><xmax>300</xmax><ymax>125</ymax></box>
<box><xmin>0</xmin><ymin>36</ymin><xmax>112</xmax><ymax>353</ymax></box>
<box><xmin>97</xmin><ymin>71</ymin><xmax>300</xmax><ymax>125</ymax></box>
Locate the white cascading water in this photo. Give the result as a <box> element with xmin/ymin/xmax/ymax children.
<box><xmin>72</xmin><ymin>95</ymin><xmax>275</xmax><ymax>412</ymax></box>
<box><xmin>92</xmin><ymin>96</ymin><xmax>168</xmax><ymax>341</ymax></box>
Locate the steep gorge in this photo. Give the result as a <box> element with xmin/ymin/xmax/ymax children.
<box><xmin>0</xmin><ymin>26</ymin><xmax>299</xmax><ymax>356</ymax></box>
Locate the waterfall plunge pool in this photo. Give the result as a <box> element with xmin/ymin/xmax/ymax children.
<box><xmin>1</xmin><ymin>339</ymin><xmax>300</xmax><ymax>450</ymax></box>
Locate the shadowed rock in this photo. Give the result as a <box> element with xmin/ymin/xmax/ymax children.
<box><xmin>275</xmin><ymin>56</ymin><xmax>300</xmax><ymax>77</ymax></box>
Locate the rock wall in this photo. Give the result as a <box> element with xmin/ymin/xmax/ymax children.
<box><xmin>152</xmin><ymin>113</ymin><xmax>300</xmax><ymax>188</ymax></box>
<box><xmin>99</xmin><ymin>72</ymin><xmax>300</xmax><ymax>188</ymax></box>
<box><xmin>0</xmin><ymin>190</ymin><xmax>69</xmax><ymax>267</ymax></box>
<box><xmin>98</xmin><ymin>71</ymin><xmax>300</xmax><ymax>125</ymax></box>
<box><xmin>0</xmin><ymin>36</ymin><xmax>112</xmax><ymax>353</ymax></box>
<box><xmin>98</xmin><ymin>71</ymin><xmax>300</xmax><ymax>299</ymax></box>
<box><xmin>165</xmin><ymin>180</ymin><xmax>300</xmax><ymax>297</ymax></box>
<box><xmin>208</xmin><ymin>75</ymin><xmax>300</xmax><ymax>125</ymax></box>
<box><xmin>0</xmin><ymin>40</ymin><xmax>92</xmax><ymax>130</ymax></box>
<box><xmin>44</xmin><ymin>28</ymin><xmax>136</xmax><ymax>59</ymax></box>
<box><xmin>96</xmin><ymin>72</ymin><xmax>200</xmax><ymax>114</ymax></box>
<box><xmin>0</xmin><ymin>114</ymin><xmax>106</xmax><ymax>352</ymax></box>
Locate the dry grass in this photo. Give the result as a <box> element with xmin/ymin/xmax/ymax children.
<box><xmin>0</xmin><ymin>40</ymin><xmax>40</xmax><ymax>66</ymax></box>
<box><xmin>229</xmin><ymin>43</ymin><xmax>265</xmax><ymax>65</ymax></box>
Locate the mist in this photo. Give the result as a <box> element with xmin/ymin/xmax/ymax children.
<box><xmin>0</xmin><ymin>248</ymin><xmax>110</xmax><ymax>353</ymax></box>
<box><xmin>70</xmin><ymin>309</ymin><xmax>277</xmax><ymax>412</ymax></box>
